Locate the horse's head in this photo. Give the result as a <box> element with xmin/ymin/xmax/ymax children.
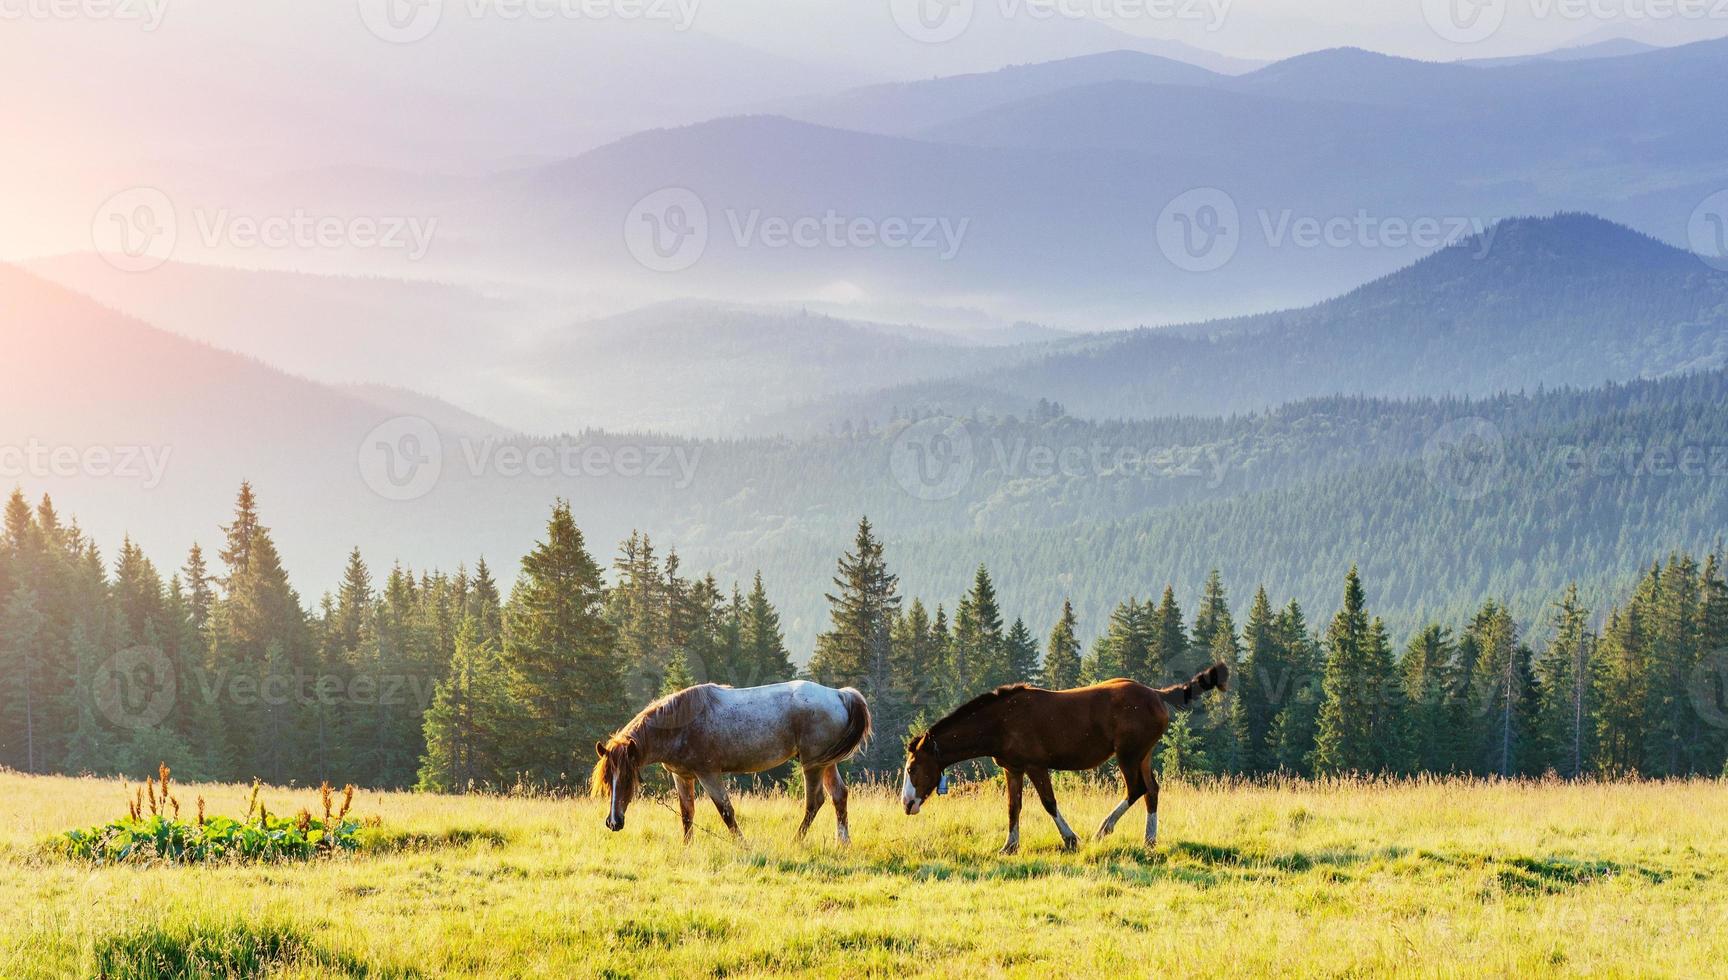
<box><xmin>591</xmin><ymin>737</ymin><xmax>641</xmax><ymax>832</ymax></box>
<box><xmin>901</xmin><ymin>733</ymin><xmax>944</xmax><ymax>815</ymax></box>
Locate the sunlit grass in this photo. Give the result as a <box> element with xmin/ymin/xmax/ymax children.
<box><xmin>3</xmin><ymin>770</ymin><xmax>1725</xmax><ymax>976</ymax></box>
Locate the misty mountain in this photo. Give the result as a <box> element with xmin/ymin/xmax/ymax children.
<box><xmin>818</xmin><ymin>215</ymin><xmax>1728</xmax><ymax>423</ymax></box>
<box><xmin>509</xmin><ymin>302</ymin><xmax>1048</xmax><ymax>436</ymax></box>
<box><xmin>461</xmin><ymin>39</ymin><xmax>1728</xmax><ymax>323</ymax></box>
<box><xmin>778</xmin><ymin>49</ymin><xmax>1223</xmax><ymax>136</ymax></box>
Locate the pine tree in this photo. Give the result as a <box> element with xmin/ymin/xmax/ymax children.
<box><xmin>1401</xmin><ymin>624</ymin><xmax>1455</xmax><ymax>773</ymax></box>
<box><xmin>1150</xmin><ymin>586</ymin><xmax>1186</xmax><ymax>683</ymax></box>
<box><xmin>742</xmin><ymin>571</ymin><xmax>795</xmax><ymax>684</ymax></box>
<box><xmin>1158</xmin><ymin>712</ymin><xmax>1208</xmax><ymax>779</ymax></box>
<box><xmin>1042</xmin><ymin>599</ymin><xmax>1082</xmax><ymax>690</ymax></box>
<box><xmin>1235</xmin><ymin>586</ymin><xmax>1280</xmax><ymax>774</ymax></box>
<box><xmin>1312</xmin><ymin>567</ymin><xmax>1374</xmax><ymax>775</ymax></box>
<box><xmin>1533</xmin><ymin>585</ymin><xmax>1594</xmax><ymax>777</ymax></box>
<box><xmin>418</xmin><ymin>615</ymin><xmax>514</xmax><ymax>792</ymax></box>
<box><xmin>500</xmin><ymin>501</ymin><xmax>626</xmax><ymax>788</ymax></box>
<box><xmin>1003</xmin><ymin>618</ymin><xmax>1039</xmax><ymax>685</ymax></box>
<box><xmin>951</xmin><ymin>564</ymin><xmax>1006</xmax><ymax>694</ymax></box>
<box><xmin>810</xmin><ymin>518</ymin><xmax>900</xmax><ymax>703</ymax></box>
<box><xmin>1470</xmin><ymin>600</ymin><xmax>1533</xmax><ymax>776</ymax></box>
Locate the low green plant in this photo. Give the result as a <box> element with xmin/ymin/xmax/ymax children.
<box><xmin>54</xmin><ymin>765</ymin><xmax>362</xmax><ymax>863</ymax></box>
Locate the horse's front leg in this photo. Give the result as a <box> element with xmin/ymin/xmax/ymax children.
<box><xmin>1027</xmin><ymin>768</ymin><xmax>1079</xmax><ymax>851</ymax></box>
<box><xmin>1001</xmin><ymin>767</ymin><xmax>1024</xmax><ymax>855</ymax></box>
<box><xmin>795</xmin><ymin>765</ymin><xmax>827</xmax><ymax>841</ymax></box>
<box><xmin>674</xmin><ymin>773</ymin><xmax>697</xmax><ymax>844</ymax></box>
<box><xmin>695</xmin><ymin>772</ymin><xmax>744</xmax><ymax>840</ymax></box>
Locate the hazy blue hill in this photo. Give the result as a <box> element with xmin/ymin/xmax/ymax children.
<box><xmin>919</xmin><ymin>79</ymin><xmax>1419</xmax><ymax>161</ymax></box>
<box><xmin>779</xmin><ymin>49</ymin><xmax>1223</xmax><ymax>136</ymax></box>
<box><xmin>960</xmin><ymin>214</ymin><xmax>1728</xmax><ymax>419</ymax></box>
<box><xmin>512</xmin><ymin>302</ymin><xmax>1044</xmax><ymax>436</ymax></box>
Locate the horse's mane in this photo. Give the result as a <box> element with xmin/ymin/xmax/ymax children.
<box><xmin>929</xmin><ymin>683</ymin><xmax>1033</xmax><ymax>737</ymax></box>
<box><xmin>589</xmin><ymin>684</ymin><xmax>726</xmax><ymax>796</ymax></box>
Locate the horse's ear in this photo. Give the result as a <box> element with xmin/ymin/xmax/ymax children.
<box><xmin>909</xmin><ymin>734</ymin><xmax>925</xmax><ymax>753</ymax></box>
<box><xmin>595</xmin><ymin>740</ymin><xmax>608</xmax><ymax>759</ymax></box>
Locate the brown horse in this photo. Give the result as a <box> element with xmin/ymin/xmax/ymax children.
<box><xmin>901</xmin><ymin>664</ymin><xmax>1228</xmax><ymax>853</ymax></box>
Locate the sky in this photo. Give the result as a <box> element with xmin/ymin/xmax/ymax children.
<box><xmin>3</xmin><ymin>0</ymin><xmax>1727</xmax><ymax>262</ymax></box>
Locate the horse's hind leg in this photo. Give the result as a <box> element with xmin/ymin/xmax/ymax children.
<box><xmin>795</xmin><ymin>765</ymin><xmax>827</xmax><ymax>841</ymax></box>
<box><xmin>695</xmin><ymin>772</ymin><xmax>744</xmax><ymax>840</ymax></box>
<box><xmin>820</xmin><ymin>765</ymin><xmax>851</xmax><ymax>845</ymax></box>
<box><xmin>1002</xmin><ymin>768</ymin><xmax>1024</xmax><ymax>855</ymax></box>
<box><xmin>1027</xmin><ymin>768</ymin><xmax>1079</xmax><ymax>850</ymax></box>
<box><xmin>1141</xmin><ymin>753</ymin><xmax>1161</xmax><ymax>848</ymax></box>
<box><xmin>1094</xmin><ymin>752</ymin><xmax>1149</xmax><ymax>840</ymax></box>
<box><xmin>675</xmin><ymin>773</ymin><xmax>698</xmax><ymax>844</ymax></box>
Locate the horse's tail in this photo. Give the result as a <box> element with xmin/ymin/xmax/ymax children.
<box><xmin>803</xmin><ymin>687</ymin><xmax>873</xmax><ymax>768</ymax></box>
<box><xmin>1156</xmin><ymin>662</ymin><xmax>1230</xmax><ymax>709</ymax></box>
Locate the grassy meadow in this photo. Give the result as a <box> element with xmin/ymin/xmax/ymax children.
<box><xmin>3</xmin><ymin>770</ymin><xmax>1726</xmax><ymax>977</ymax></box>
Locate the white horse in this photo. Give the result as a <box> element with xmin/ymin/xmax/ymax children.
<box><xmin>592</xmin><ymin>681</ymin><xmax>872</xmax><ymax>843</ymax></box>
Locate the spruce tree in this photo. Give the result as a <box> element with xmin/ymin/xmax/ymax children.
<box><xmin>499</xmin><ymin>500</ymin><xmax>626</xmax><ymax>787</ymax></box>
<box><xmin>1003</xmin><ymin>617</ymin><xmax>1039</xmax><ymax>686</ymax></box>
<box><xmin>1312</xmin><ymin>567</ymin><xmax>1373</xmax><ymax>775</ymax></box>
<box><xmin>1533</xmin><ymin>585</ymin><xmax>1594</xmax><ymax>777</ymax></box>
<box><xmin>810</xmin><ymin>518</ymin><xmax>900</xmax><ymax>704</ymax></box>
<box><xmin>1042</xmin><ymin>599</ymin><xmax>1083</xmax><ymax>690</ymax></box>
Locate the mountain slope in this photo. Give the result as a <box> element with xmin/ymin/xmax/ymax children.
<box><xmin>779</xmin><ymin>49</ymin><xmax>1223</xmax><ymax>137</ymax></box>
<box><xmin>942</xmin><ymin>214</ymin><xmax>1728</xmax><ymax>420</ymax></box>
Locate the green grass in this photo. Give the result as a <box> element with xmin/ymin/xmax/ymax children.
<box><xmin>3</xmin><ymin>772</ymin><xmax>1725</xmax><ymax>976</ymax></box>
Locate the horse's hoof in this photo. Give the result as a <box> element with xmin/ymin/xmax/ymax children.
<box><xmin>1062</xmin><ymin>836</ymin><xmax>1080</xmax><ymax>852</ymax></box>
<box><xmin>999</xmin><ymin>844</ymin><xmax>1020</xmax><ymax>856</ymax></box>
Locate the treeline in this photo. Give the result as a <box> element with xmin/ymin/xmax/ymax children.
<box><xmin>0</xmin><ymin>484</ymin><xmax>799</xmax><ymax>791</ymax></box>
<box><xmin>803</xmin><ymin>520</ymin><xmax>1728</xmax><ymax>779</ymax></box>
<box><xmin>2</xmin><ymin>486</ymin><xmax>1723</xmax><ymax>790</ymax></box>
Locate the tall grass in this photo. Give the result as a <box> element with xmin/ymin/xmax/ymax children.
<box><xmin>2</xmin><ymin>771</ymin><xmax>1724</xmax><ymax>977</ymax></box>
